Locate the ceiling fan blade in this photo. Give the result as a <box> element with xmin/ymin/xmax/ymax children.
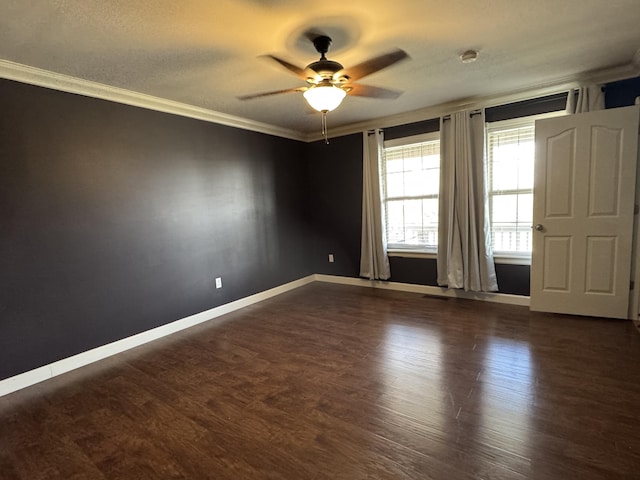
<box><xmin>237</xmin><ymin>87</ymin><xmax>306</xmax><ymax>101</ymax></box>
<box><xmin>262</xmin><ymin>55</ymin><xmax>308</xmax><ymax>80</ymax></box>
<box><xmin>347</xmin><ymin>84</ymin><xmax>404</xmax><ymax>99</ymax></box>
<box><xmin>342</xmin><ymin>49</ymin><xmax>409</xmax><ymax>81</ymax></box>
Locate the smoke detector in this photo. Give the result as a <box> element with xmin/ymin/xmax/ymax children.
<box><xmin>460</xmin><ymin>50</ymin><xmax>479</xmax><ymax>63</ymax></box>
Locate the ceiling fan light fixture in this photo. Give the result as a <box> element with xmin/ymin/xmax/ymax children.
<box><xmin>303</xmin><ymin>84</ymin><xmax>346</xmax><ymax>112</ymax></box>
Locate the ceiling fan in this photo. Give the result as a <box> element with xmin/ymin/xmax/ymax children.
<box><xmin>239</xmin><ymin>35</ymin><xmax>409</xmax><ymax>141</ymax></box>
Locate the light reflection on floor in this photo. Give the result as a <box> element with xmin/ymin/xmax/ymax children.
<box><xmin>479</xmin><ymin>337</ymin><xmax>534</xmax><ymax>458</ymax></box>
<box><xmin>379</xmin><ymin>323</ymin><xmax>445</xmax><ymax>446</ymax></box>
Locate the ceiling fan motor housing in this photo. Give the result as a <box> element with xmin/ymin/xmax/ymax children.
<box><xmin>312</xmin><ymin>35</ymin><xmax>332</xmax><ymax>57</ymax></box>
<box><xmin>307</xmin><ymin>59</ymin><xmax>344</xmax><ymax>80</ymax></box>
<box><xmin>306</xmin><ymin>35</ymin><xmax>344</xmax><ymax>83</ymax></box>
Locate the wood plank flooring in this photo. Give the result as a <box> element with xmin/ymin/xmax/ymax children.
<box><xmin>2</xmin><ymin>282</ymin><xmax>640</xmax><ymax>479</ymax></box>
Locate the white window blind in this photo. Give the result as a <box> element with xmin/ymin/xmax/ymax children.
<box><xmin>487</xmin><ymin>122</ymin><xmax>535</xmax><ymax>254</ymax></box>
<box><xmin>382</xmin><ymin>133</ymin><xmax>440</xmax><ymax>250</ymax></box>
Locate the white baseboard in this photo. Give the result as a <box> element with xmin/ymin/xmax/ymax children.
<box><xmin>313</xmin><ymin>274</ymin><xmax>531</xmax><ymax>307</ymax></box>
<box><xmin>0</xmin><ymin>275</ymin><xmax>315</xmax><ymax>397</ymax></box>
<box><xmin>0</xmin><ymin>273</ymin><xmax>530</xmax><ymax>397</ymax></box>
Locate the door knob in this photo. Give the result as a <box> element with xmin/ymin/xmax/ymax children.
<box><xmin>534</xmin><ymin>224</ymin><xmax>544</xmax><ymax>231</ymax></box>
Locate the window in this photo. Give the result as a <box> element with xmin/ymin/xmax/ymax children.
<box><xmin>487</xmin><ymin>119</ymin><xmax>535</xmax><ymax>256</ymax></box>
<box><xmin>381</xmin><ymin>132</ymin><xmax>440</xmax><ymax>251</ymax></box>
<box><xmin>486</xmin><ymin>112</ymin><xmax>563</xmax><ymax>257</ymax></box>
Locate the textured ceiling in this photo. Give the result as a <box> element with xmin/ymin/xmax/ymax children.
<box><xmin>1</xmin><ymin>0</ymin><xmax>639</xmax><ymax>137</ymax></box>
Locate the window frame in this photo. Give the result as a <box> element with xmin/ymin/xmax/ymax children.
<box><xmin>382</xmin><ymin>132</ymin><xmax>441</xmax><ymax>255</ymax></box>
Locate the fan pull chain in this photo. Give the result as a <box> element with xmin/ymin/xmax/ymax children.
<box><xmin>321</xmin><ymin>110</ymin><xmax>329</xmax><ymax>144</ymax></box>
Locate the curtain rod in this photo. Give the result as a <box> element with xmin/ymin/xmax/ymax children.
<box><xmin>442</xmin><ymin>109</ymin><xmax>483</xmax><ymax>121</ymax></box>
<box><xmin>369</xmin><ymin>107</ymin><xmax>482</xmax><ymax>131</ymax></box>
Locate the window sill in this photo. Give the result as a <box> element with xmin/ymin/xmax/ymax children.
<box><xmin>493</xmin><ymin>255</ymin><xmax>531</xmax><ymax>266</ymax></box>
<box><xmin>388</xmin><ymin>249</ymin><xmax>437</xmax><ymax>259</ymax></box>
<box><xmin>388</xmin><ymin>249</ymin><xmax>531</xmax><ymax>265</ymax></box>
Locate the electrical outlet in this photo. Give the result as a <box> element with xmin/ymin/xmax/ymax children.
<box><xmin>215</xmin><ymin>277</ymin><xmax>222</xmax><ymax>289</ymax></box>
<box><xmin>328</xmin><ymin>254</ymin><xmax>334</xmax><ymax>263</ymax></box>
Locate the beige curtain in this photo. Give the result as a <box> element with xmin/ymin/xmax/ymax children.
<box><xmin>437</xmin><ymin>110</ymin><xmax>498</xmax><ymax>292</ymax></box>
<box><xmin>566</xmin><ymin>85</ymin><xmax>604</xmax><ymax>114</ymax></box>
<box><xmin>360</xmin><ymin>129</ymin><xmax>390</xmax><ymax>280</ymax></box>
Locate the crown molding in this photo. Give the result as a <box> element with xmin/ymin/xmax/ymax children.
<box><xmin>307</xmin><ymin>62</ymin><xmax>640</xmax><ymax>142</ymax></box>
<box><xmin>0</xmin><ymin>60</ymin><xmax>307</xmax><ymax>142</ymax></box>
<box><xmin>2</xmin><ymin>59</ymin><xmax>638</xmax><ymax>144</ymax></box>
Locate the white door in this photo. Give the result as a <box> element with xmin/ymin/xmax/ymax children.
<box><xmin>531</xmin><ymin>106</ymin><xmax>639</xmax><ymax>319</ymax></box>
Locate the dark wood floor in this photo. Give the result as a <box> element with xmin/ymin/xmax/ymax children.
<box><xmin>2</xmin><ymin>283</ymin><xmax>640</xmax><ymax>479</ymax></box>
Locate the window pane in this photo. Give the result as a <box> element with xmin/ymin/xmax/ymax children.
<box><xmin>385</xmin><ymin>157</ymin><xmax>403</xmax><ymax>174</ymax></box>
<box><xmin>386</xmin><ymin>200</ymin><xmax>405</xmax><ymax>244</ymax></box>
<box><xmin>404</xmin><ymin>199</ymin><xmax>423</xmax><ymax>244</ymax></box>
<box><xmin>423</xmin><ymin>157</ymin><xmax>440</xmax><ymax>195</ymax></box>
<box><xmin>386</xmin><ymin>172</ymin><xmax>404</xmax><ymax>197</ymax></box>
<box><xmin>492</xmin><ymin>194</ymin><xmax>518</xmax><ymax>224</ymax></box>
<box><xmin>492</xmin><ymin>146</ymin><xmax>521</xmax><ymax>191</ymax></box>
<box><xmin>404</xmin><ymin>155</ymin><xmax>422</xmax><ymax>172</ymax></box>
<box><xmin>384</xmin><ymin>198</ymin><xmax>439</xmax><ymax>247</ymax></box>
<box><xmin>517</xmin><ymin>193</ymin><xmax>533</xmax><ymax>224</ymax></box>
<box><xmin>422</xmin><ymin>198</ymin><xmax>438</xmax><ymax>247</ymax></box>
<box><xmin>404</xmin><ymin>170</ymin><xmax>428</xmax><ymax>196</ymax></box>
<box><xmin>491</xmin><ymin>193</ymin><xmax>534</xmax><ymax>252</ymax></box>
<box><xmin>489</xmin><ymin>125</ymin><xmax>534</xmax><ymax>193</ymax></box>
<box><xmin>423</xmin><ymin>153</ymin><xmax>439</xmax><ymax>170</ymax></box>
<box><xmin>518</xmin><ymin>153</ymin><xmax>535</xmax><ymax>190</ymax></box>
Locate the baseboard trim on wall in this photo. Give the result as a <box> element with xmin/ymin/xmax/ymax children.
<box><xmin>0</xmin><ymin>275</ymin><xmax>316</xmax><ymax>397</ymax></box>
<box><xmin>0</xmin><ymin>273</ymin><xmax>530</xmax><ymax>398</ymax></box>
<box><xmin>313</xmin><ymin>274</ymin><xmax>531</xmax><ymax>307</ymax></box>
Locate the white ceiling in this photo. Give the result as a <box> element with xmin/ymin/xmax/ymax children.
<box><xmin>1</xmin><ymin>0</ymin><xmax>639</xmax><ymax>139</ymax></box>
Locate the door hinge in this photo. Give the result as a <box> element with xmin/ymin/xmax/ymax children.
<box><xmin>631</xmin><ymin>281</ymin><xmax>635</xmax><ymax>290</ymax></box>
<box><xmin>635</xmin><ymin>204</ymin><xmax>639</xmax><ymax>215</ymax></box>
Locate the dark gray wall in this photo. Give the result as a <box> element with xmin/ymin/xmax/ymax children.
<box><xmin>605</xmin><ymin>76</ymin><xmax>640</xmax><ymax>108</ymax></box>
<box><xmin>307</xmin><ymin>134</ymin><xmax>363</xmax><ymax>276</ymax></box>
<box><xmin>0</xmin><ymin>79</ymin><xmax>311</xmax><ymax>380</ymax></box>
